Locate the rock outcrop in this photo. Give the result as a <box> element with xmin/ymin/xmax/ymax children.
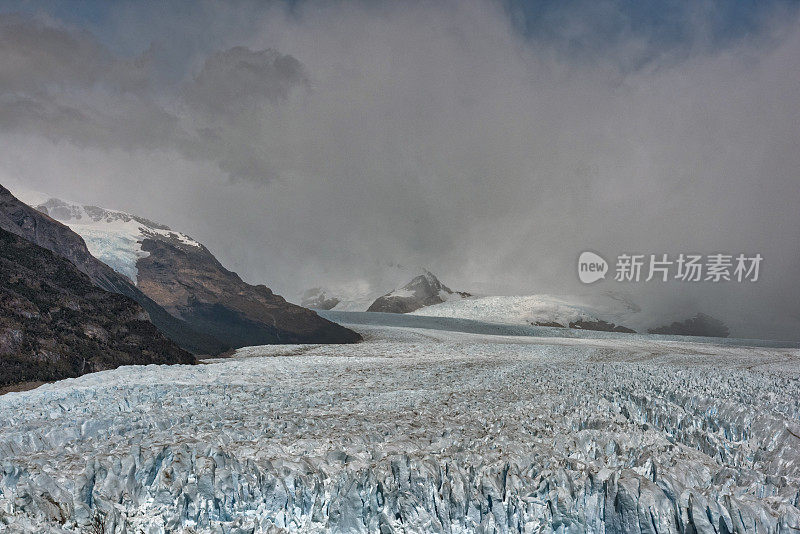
<box><xmin>0</xmin><ymin>227</ymin><xmax>194</xmax><ymax>389</ymax></box>
<box><xmin>568</xmin><ymin>319</ymin><xmax>636</xmax><ymax>333</ymax></box>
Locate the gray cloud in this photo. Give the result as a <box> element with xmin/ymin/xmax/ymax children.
<box><xmin>185</xmin><ymin>46</ymin><xmax>309</xmax><ymax>116</ymax></box>
<box><xmin>0</xmin><ymin>14</ymin><xmax>306</xmax><ymax>180</ymax></box>
<box><xmin>1</xmin><ymin>2</ymin><xmax>799</xmax><ymax>340</ymax></box>
<box><xmin>0</xmin><ymin>13</ymin><xmax>152</xmax><ymax>93</ymax></box>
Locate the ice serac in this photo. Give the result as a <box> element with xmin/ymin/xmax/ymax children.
<box><xmin>0</xmin><ymin>328</ymin><xmax>797</xmax><ymax>532</ymax></box>
<box><xmin>367</xmin><ymin>270</ymin><xmax>470</xmax><ymax>313</ymax></box>
<box><xmin>0</xmin><ymin>185</ymin><xmax>226</xmax><ymax>356</ymax></box>
<box><xmin>0</xmin><ymin>227</ymin><xmax>194</xmax><ymax>389</ymax></box>
<box><xmin>30</xmin><ymin>193</ymin><xmax>361</xmax><ymax>346</ymax></box>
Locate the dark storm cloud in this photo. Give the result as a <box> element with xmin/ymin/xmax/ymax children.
<box><xmin>185</xmin><ymin>46</ymin><xmax>309</xmax><ymax>116</ymax></box>
<box><xmin>0</xmin><ymin>13</ymin><xmax>307</xmax><ymax>180</ymax></box>
<box><xmin>180</xmin><ymin>45</ymin><xmax>310</xmax><ymax>180</ymax></box>
<box><xmin>1</xmin><ymin>1</ymin><xmax>799</xmax><ymax>340</ymax></box>
<box><xmin>0</xmin><ymin>93</ymin><xmax>186</xmax><ymax>151</ymax></box>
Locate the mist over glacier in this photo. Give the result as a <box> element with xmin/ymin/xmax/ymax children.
<box><xmin>0</xmin><ymin>0</ymin><xmax>799</xmax><ymax>339</ymax></box>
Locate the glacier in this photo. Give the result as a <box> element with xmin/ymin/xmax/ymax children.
<box><xmin>407</xmin><ymin>293</ymin><xmax>652</xmax><ymax>332</ymax></box>
<box><xmin>16</xmin><ymin>193</ymin><xmax>202</xmax><ymax>285</ymax></box>
<box><xmin>0</xmin><ymin>324</ymin><xmax>798</xmax><ymax>533</ymax></box>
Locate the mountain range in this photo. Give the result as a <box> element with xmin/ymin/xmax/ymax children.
<box><xmin>27</xmin><ymin>195</ymin><xmax>361</xmax><ymax>348</ymax></box>
<box><xmin>305</xmin><ymin>272</ymin><xmax>730</xmax><ymax>337</ymax></box>
<box><xmin>301</xmin><ymin>268</ymin><xmax>471</xmax><ymax>313</ymax></box>
<box><xmin>302</xmin><ymin>272</ymin><xmax>639</xmax><ymax>329</ymax></box>
<box><xmin>0</xmin><ymin>185</ymin><xmax>226</xmax><ymax>355</ymax></box>
<box><xmin>0</xmin><ymin>226</ymin><xmax>196</xmax><ymax>390</ymax></box>
<box><xmin>0</xmin><ymin>182</ymin><xmax>733</xmax><ymax>392</ymax></box>
<box><xmin>367</xmin><ymin>270</ymin><xmax>471</xmax><ymax>313</ymax></box>
<box><xmin>0</xmin><ymin>185</ymin><xmax>361</xmax><ymax>389</ymax></box>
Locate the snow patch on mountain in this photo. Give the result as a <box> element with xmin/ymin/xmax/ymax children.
<box><xmin>385</xmin><ymin>287</ymin><xmax>415</xmax><ymax>299</ymax></box>
<box><xmin>303</xmin><ymin>281</ymin><xmax>383</xmax><ymax>311</ymax></box>
<box><xmin>368</xmin><ymin>270</ymin><xmax>469</xmax><ymax>313</ymax></box>
<box><xmin>300</xmin><ymin>287</ymin><xmax>341</xmax><ymax>310</ymax></box>
<box><xmin>25</xmin><ymin>196</ymin><xmax>201</xmax><ymax>284</ymax></box>
<box><xmin>68</xmin><ymin>222</ymin><xmax>151</xmax><ymax>283</ymax></box>
<box><xmin>300</xmin><ymin>264</ymin><xmax>446</xmax><ymax>311</ymax></box>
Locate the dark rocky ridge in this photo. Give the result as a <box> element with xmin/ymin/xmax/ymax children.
<box><xmin>0</xmin><ymin>185</ymin><xmax>226</xmax><ymax>355</ymax></box>
<box><xmin>649</xmin><ymin>313</ymin><xmax>730</xmax><ymax>338</ymax></box>
<box><xmin>0</xmin><ymin>228</ymin><xmax>194</xmax><ymax>389</ymax></box>
<box><xmin>134</xmin><ymin>237</ymin><xmax>362</xmax><ymax>346</ymax></box>
<box><xmin>569</xmin><ymin>319</ymin><xmax>636</xmax><ymax>333</ymax></box>
<box><xmin>368</xmin><ymin>271</ymin><xmax>470</xmax><ymax>313</ymax></box>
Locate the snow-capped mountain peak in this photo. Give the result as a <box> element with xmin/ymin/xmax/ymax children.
<box><xmin>300</xmin><ymin>287</ymin><xmax>341</xmax><ymax>310</ymax></box>
<box><xmin>11</xmin><ymin>187</ymin><xmax>361</xmax><ymax>348</ymax></box>
<box><xmin>302</xmin><ymin>269</ymin><xmax>470</xmax><ymax>313</ymax></box>
<box><xmin>34</xmin><ymin>197</ymin><xmax>201</xmax><ymax>283</ymax></box>
<box><xmin>368</xmin><ymin>270</ymin><xmax>470</xmax><ymax>313</ymax></box>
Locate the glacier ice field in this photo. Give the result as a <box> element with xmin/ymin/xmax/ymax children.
<box><xmin>0</xmin><ymin>323</ymin><xmax>799</xmax><ymax>533</ymax></box>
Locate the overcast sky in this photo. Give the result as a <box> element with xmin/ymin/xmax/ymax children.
<box><xmin>1</xmin><ymin>0</ymin><xmax>799</xmax><ymax>339</ymax></box>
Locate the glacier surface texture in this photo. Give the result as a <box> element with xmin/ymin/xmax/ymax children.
<box><xmin>1</xmin><ymin>325</ymin><xmax>799</xmax><ymax>533</ymax></box>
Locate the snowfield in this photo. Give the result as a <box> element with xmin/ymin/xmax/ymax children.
<box><xmin>1</xmin><ymin>325</ymin><xmax>799</xmax><ymax>533</ymax></box>
<box><xmin>408</xmin><ymin>293</ymin><xmax>646</xmax><ymax>331</ymax></box>
<box><xmin>13</xmin><ymin>192</ymin><xmax>202</xmax><ymax>284</ymax></box>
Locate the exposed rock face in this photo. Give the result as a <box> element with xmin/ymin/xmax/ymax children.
<box><xmin>300</xmin><ymin>287</ymin><xmax>341</xmax><ymax>310</ymax></box>
<box><xmin>533</xmin><ymin>319</ymin><xmax>636</xmax><ymax>332</ymax></box>
<box><xmin>568</xmin><ymin>319</ymin><xmax>637</xmax><ymax>333</ymax></box>
<box><xmin>26</xmin><ymin>191</ymin><xmax>361</xmax><ymax>347</ymax></box>
<box><xmin>649</xmin><ymin>313</ymin><xmax>730</xmax><ymax>338</ymax></box>
<box><xmin>0</xmin><ymin>185</ymin><xmax>225</xmax><ymax>355</ymax></box>
<box><xmin>367</xmin><ymin>271</ymin><xmax>469</xmax><ymax>313</ymax></box>
<box><xmin>0</xmin><ymin>227</ymin><xmax>194</xmax><ymax>388</ymax></box>
<box><xmin>135</xmin><ymin>237</ymin><xmax>362</xmax><ymax>346</ymax></box>
<box><xmin>533</xmin><ymin>320</ymin><xmax>566</xmax><ymax>328</ymax></box>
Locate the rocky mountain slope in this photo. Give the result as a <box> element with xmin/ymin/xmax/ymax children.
<box><xmin>29</xmin><ymin>195</ymin><xmax>361</xmax><ymax>347</ymax></box>
<box><xmin>0</xmin><ymin>186</ymin><xmax>225</xmax><ymax>355</ymax></box>
<box><xmin>0</xmin><ymin>227</ymin><xmax>194</xmax><ymax>389</ymax></box>
<box><xmin>367</xmin><ymin>271</ymin><xmax>470</xmax><ymax>313</ymax></box>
